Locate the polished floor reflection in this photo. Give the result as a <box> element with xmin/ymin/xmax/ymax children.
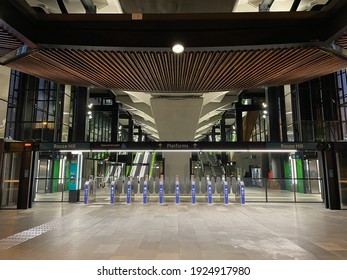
<box><xmin>0</xmin><ymin>202</ymin><xmax>347</xmax><ymax>260</ymax></box>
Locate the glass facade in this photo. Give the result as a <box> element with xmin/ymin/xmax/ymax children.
<box><xmin>5</xmin><ymin>71</ymin><xmax>67</xmax><ymax>142</ymax></box>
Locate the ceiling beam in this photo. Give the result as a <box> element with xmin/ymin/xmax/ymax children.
<box><xmin>1</xmin><ymin>1</ymin><xmax>347</xmax><ymax>49</ymax></box>
<box><xmin>32</xmin><ymin>12</ymin><xmax>326</xmax><ymax>48</ymax></box>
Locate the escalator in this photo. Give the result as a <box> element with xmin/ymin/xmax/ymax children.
<box><xmin>130</xmin><ymin>152</ymin><xmax>152</xmax><ymax>180</ymax></box>
<box><xmin>199</xmin><ymin>152</ymin><xmax>225</xmax><ymax>178</ymax></box>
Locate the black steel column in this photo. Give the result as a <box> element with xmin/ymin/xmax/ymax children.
<box><xmin>321</xmin><ymin>74</ymin><xmax>339</xmax><ymax>124</ymax></box>
<box><xmin>17</xmin><ymin>150</ymin><xmax>33</xmax><ymax>209</ymax></box>
<box><xmin>0</xmin><ymin>140</ymin><xmax>4</xmax><ymax>207</ymax></box>
<box><xmin>322</xmin><ymin>144</ymin><xmax>340</xmax><ymax>209</ymax></box>
<box><xmin>266</xmin><ymin>87</ymin><xmax>287</xmax><ymax>191</ymax></box>
<box><xmin>220</xmin><ymin>113</ymin><xmax>226</xmax><ymax>142</ymax></box>
<box><xmin>236</xmin><ymin>102</ymin><xmax>243</xmax><ymax>142</ymax></box>
<box><xmin>73</xmin><ymin>87</ymin><xmax>88</xmax><ymax>142</ymax></box>
<box><xmin>128</xmin><ymin>117</ymin><xmax>134</xmax><ymax>142</ymax></box>
<box><xmin>279</xmin><ymin>87</ymin><xmax>287</xmax><ymax>142</ymax></box>
<box><xmin>14</xmin><ymin>73</ymin><xmax>27</xmax><ymax>141</ymax></box>
<box><xmin>266</xmin><ymin>86</ymin><xmax>281</xmax><ymax>142</ymax></box>
<box><xmin>111</xmin><ymin>102</ymin><xmax>119</xmax><ymax>142</ymax></box>
<box><xmin>138</xmin><ymin>126</ymin><xmax>143</xmax><ymax>142</ymax></box>
<box><xmin>211</xmin><ymin>126</ymin><xmax>216</xmax><ymax>142</ymax></box>
<box><xmin>54</xmin><ymin>84</ymin><xmax>64</xmax><ymax>142</ymax></box>
<box><xmin>297</xmin><ymin>81</ymin><xmax>314</xmax><ymax>141</ymax></box>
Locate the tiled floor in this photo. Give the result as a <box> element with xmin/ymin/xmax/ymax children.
<box><xmin>0</xmin><ymin>202</ymin><xmax>347</xmax><ymax>260</ymax></box>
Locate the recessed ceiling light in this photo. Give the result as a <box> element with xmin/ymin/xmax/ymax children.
<box><xmin>172</xmin><ymin>43</ymin><xmax>184</xmax><ymax>54</ymax></box>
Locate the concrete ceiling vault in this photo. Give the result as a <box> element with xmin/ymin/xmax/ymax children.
<box><xmin>1</xmin><ymin>0</ymin><xmax>347</xmax><ymax>140</ymax></box>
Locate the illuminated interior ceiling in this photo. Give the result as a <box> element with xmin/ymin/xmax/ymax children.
<box><xmin>0</xmin><ymin>0</ymin><xmax>346</xmax><ymax>141</ymax></box>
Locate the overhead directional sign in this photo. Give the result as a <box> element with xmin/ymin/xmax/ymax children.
<box><xmin>38</xmin><ymin>141</ymin><xmax>320</xmax><ymax>152</ymax></box>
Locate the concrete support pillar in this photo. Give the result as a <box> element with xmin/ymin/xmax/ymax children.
<box><xmin>150</xmin><ymin>98</ymin><xmax>203</xmax><ymax>180</ymax></box>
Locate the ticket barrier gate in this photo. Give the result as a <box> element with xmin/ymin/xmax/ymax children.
<box><xmin>191</xmin><ymin>179</ymin><xmax>196</xmax><ymax>204</ymax></box>
<box><xmin>233</xmin><ymin>179</ymin><xmax>246</xmax><ymax>205</ymax></box>
<box><xmin>207</xmin><ymin>180</ymin><xmax>213</xmax><ymax>204</ymax></box>
<box><xmin>223</xmin><ymin>180</ymin><xmax>229</xmax><ymax>205</ymax></box>
<box><xmin>240</xmin><ymin>180</ymin><xmax>245</xmax><ymax>205</ymax></box>
<box><xmin>126</xmin><ymin>178</ymin><xmax>132</xmax><ymax>204</ymax></box>
<box><xmin>95</xmin><ymin>176</ymin><xmax>237</xmax><ymax>206</ymax></box>
<box><xmin>83</xmin><ymin>176</ymin><xmax>95</xmax><ymax>204</ymax></box>
<box><xmin>175</xmin><ymin>175</ymin><xmax>180</xmax><ymax>204</ymax></box>
<box><xmin>143</xmin><ymin>175</ymin><xmax>148</xmax><ymax>204</ymax></box>
<box><xmin>159</xmin><ymin>177</ymin><xmax>164</xmax><ymax>204</ymax></box>
<box><xmin>110</xmin><ymin>180</ymin><xmax>116</xmax><ymax>205</ymax></box>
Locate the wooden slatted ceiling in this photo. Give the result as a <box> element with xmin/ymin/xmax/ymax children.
<box><xmin>7</xmin><ymin>47</ymin><xmax>347</xmax><ymax>92</ymax></box>
<box><xmin>335</xmin><ymin>34</ymin><xmax>347</xmax><ymax>49</ymax></box>
<box><xmin>0</xmin><ymin>26</ymin><xmax>24</xmax><ymax>57</ymax></box>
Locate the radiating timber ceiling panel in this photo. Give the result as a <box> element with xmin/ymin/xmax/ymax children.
<box><xmin>6</xmin><ymin>47</ymin><xmax>347</xmax><ymax>92</ymax></box>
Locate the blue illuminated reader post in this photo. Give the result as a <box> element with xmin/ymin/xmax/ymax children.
<box><xmin>159</xmin><ymin>175</ymin><xmax>164</xmax><ymax>204</ymax></box>
<box><xmin>191</xmin><ymin>177</ymin><xmax>196</xmax><ymax>204</ymax></box>
<box><xmin>224</xmin><ymin>181</ymin><xmax>229</xmax><ymax>204</ymax></box>
<box><xmin>207</xmin><ymin>180</ymin><xmax>213</xmax><ymax>204</ymax></box>
<box><xmin>175</xmin><ymin>175</ymin><xmax>180</xmax><ymax>204</ymax></box>
<box><xmin>126</xmin><ymin>177</ymin><xmax>132</xmax><ymax>204</ymax></box>
<box><xmin>143</xmin><ymin>175</ymin><xmax>148</xmax><ymax>204</ymax></box>
<box><xmin>110</xmin><ymin>180</ymin><xmax>116</xmax><ymax>205</ymax></box>
<box><xmin>84</xmin><ymin>182</ymin><xmax>89</xmax><ymax>204</ymax></box>
<box><xmin>240</xmin><ymin>181</ymin><xmax>245</xmax><ymax>205</ymax></box>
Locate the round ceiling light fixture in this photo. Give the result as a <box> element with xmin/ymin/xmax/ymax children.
<box><xmin>172</xmin><ymin>43</ymin><xmax>184</xmax><ymax>54</ymax></box>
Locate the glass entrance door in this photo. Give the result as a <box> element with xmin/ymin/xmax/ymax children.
<box><xmin>1</xmin><ymin>152</ymin><xmax>21</xmax><ymax>208</ymax></box>
<box><xmin>33</xmin><ymin>152</ymin><xmax>72</xmax><ymax>202</ymax></box>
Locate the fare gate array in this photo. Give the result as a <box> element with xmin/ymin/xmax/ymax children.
<box><xmin>83</xmin><ymin>176</ymin><xmax>246</xmax><ymax>205</ymax></box>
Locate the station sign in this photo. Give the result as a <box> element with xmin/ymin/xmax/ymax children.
<box><xmin>39</xmin><ymin>143</ymin><xmax>90</xmax><ymax>150</ymax></box>
<box><xmin>266</xmin><ymin>142</ymin><xmax>317</xmax><ymax>150</ymax></box>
